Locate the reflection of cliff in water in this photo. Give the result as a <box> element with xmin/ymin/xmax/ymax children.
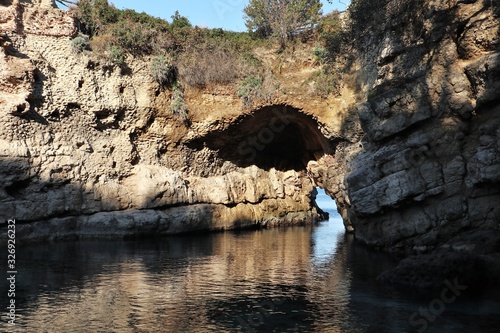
<box><xmin>3</xmin><ymin>221</ymin><xmax>500</xmax><ymax>333</ymax></box>
<box><xmin>2</xmin><ymin>222</ymin><xmax>357</xmax><ymax>332</ymax></box>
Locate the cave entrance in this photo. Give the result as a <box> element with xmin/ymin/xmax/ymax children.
<box><xmin>190</xmin><ymin>104</ymin><xmax>333</xmax><ymax>171</ymax></box>
<box><xmin>187</xmin><ymin>104</ymin><xmax>345</xmax><ymax>229</ymax></box>
<box><xmin>313</xmin><ymin>187</ymin><xmax>339</xmax><ymax>218</ymax></box>
<box><xmin>315</xmin><ymin>187</ymin><xmax>338</xmax><ymax>215</ymax></box>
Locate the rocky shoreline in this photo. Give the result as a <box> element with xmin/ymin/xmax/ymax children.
<box><xmin>0</xmin><ymin>202</ymin><xmax>328</xmax><ymax>244</ymax></box>
<box><xmin>1</xmin><ymin>0</ymin><xmax>499</xmax><ymax>289</ymax></box>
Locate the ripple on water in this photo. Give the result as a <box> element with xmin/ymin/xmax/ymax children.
<box><xmin>2</xmin><ymin>206</ymin><xmax>500</xmax><ymax>332</ymax></box>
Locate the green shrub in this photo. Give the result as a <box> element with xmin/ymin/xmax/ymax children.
<box><xmin>73</xmin><ymin>0</ymin><xmax>120</xmax><ymax>36</ymax></box>
<box><xmin>151</xmin><ymin>56</ymin><xmax>176</xmax><ymax>85</ymax></box>
<box><xmin>71</xmin><ymin>36</ymin><xmax>89</xmax><ymax>52</ymax></box>
<box><xmin>74</xmin><ymin>0</ymin><xmax>168</xmax><ymax>55</ymax></box>
<box><xmin>110</xmin><ymin>19</ymin><xmax>155</xmax><ymax>55</ymax></box>
<box><xmin>318</xmin><ymin>11</ymin><xmax>342</xmax><ymax>39</ymax></box>
<box><xmin>306</xmin><ymin>10</ymin><xmax>346</xmax><ymax>97</ymax></box>
<box><xmin>108</xmin><ymin>46</ymin><xmax>125</xmax><ymax>66</ymax></box>
<box><xmin>238</xmin><ymin>75</ymin><xmax>263</xmax><ymax>98</ymax></box>
<box><xmin>171</xmin><ymin>83</ymin><xmax>189</xmax><ymax>124</ymax></box>
<box><xmin>313</xmin><ymin>46</ymin><xmax>328</xmax><ymax>63</ymax></box>
<box><xmin>120</xmin><ymin>9</ymin><xmax>170</xmax><ymax>32</ymax></box>
<box><xmin>74</xmin><ymin>0</ymin><xmax>261</xmax><ymax>56</ymax></box>
<box><xmin>244</xmin><ymin>0</ymin><xmax>322</xmax><ymax>47</ymax></box>
<box><xmin>170</xmin><ymin>10</ymin><xmax>192</xmax><ymax>30</ymax></box>
<box><xmin>238</xmin><ymin>74</ymin><xmax>278</xmax><ymax>107</ymax></box>
<box><xmin>316</xmin><ymin>11</ymin><xmax>344</xmax><ymax>63</ymax></box>
<box><xmin>311</xmin><ymin>66</ymin><xmax>342</xmax><ymax>97</ymax></box>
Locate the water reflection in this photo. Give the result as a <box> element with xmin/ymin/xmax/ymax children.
<box><xmin>2</xmin><ymin>221</ymin><xmax>354</xmax><ymax>332</ymax></box>
<box><xmin>1</xmin><ymin>192</ymin><xmax>500</xmax><ymax>332</ymax></box>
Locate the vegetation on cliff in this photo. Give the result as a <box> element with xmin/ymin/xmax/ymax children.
<box><xmin>244</xmin><ymin>0</ymin><xmax>323</xmax><ymax>47</ymax></box>
<box><xmin>72</xmin><ymin>0</ymin><xmax>260</xmax><ymax>77</ymax></box>
<box><xmin>70</xmin><ymin>0</ymin><xmax>349</xmax><ymax>108</ymax></box>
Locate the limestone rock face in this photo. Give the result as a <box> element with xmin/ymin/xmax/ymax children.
<box><xmin>0</xmin><ymin>35</ymin><xmax>35</xmax><ymax>115</ymax></box>
<box><xmin>0</xmin><ymin>0</ymin><xmax>75</xmax><ymax>36</ymax></box>
<box><xmin>315</xmin><ymin>0</ymin><xmax>500</xmax><ymax>252</ymax></box>
<box><xmin>0</xmin><ymin>0</ymin><xmax>499</xmax><ymax>253</ymax></box>
<box><xmin>0</xmin><ymin>0</ymin><xmax>75</xmax><ymax>117</ymax></box>
<box><xmin>0</xmin><ymin>0</ymin><xmax>328</xmax><ymax>242</ymax></box>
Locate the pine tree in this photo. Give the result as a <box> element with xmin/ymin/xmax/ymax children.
<box><xmin>243</xmin><ymin>0</ymin><xmax>323</xmax><ymax>46</ymax></box>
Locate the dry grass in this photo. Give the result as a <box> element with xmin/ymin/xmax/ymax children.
<box><xmin>89</xmin><ymin>34</ymin><xmax>115</xmax><ymax>55</ymax></box>
<box><xmin>177</xmin><ymin>45</ymin><xmax>241</xmax><ymax>88</ymax></box>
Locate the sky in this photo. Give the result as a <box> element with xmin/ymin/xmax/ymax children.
<box><xmin>74</xmin><ymin>0</ymin><xmax>350</xmax><ymax>32</ymax></box>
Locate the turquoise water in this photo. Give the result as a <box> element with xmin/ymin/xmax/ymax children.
<box><xmin>1</xmin><ymin>190</ymin><xmax>500</xmax><ymax>332</ymax></box>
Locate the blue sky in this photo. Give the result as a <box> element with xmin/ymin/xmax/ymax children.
<box><xmin>88</xmin><ymin>0</ymin><xmax>349</xmax><ymax>32</ymax></box>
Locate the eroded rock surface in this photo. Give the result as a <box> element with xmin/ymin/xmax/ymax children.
<box><xmin>0</xmin><ymin>0</ymin><xmax>499</xmax><ymax>257</ymax></box>
<box><xmin>0</xmin><ymin>0</ymin><xmax>332</xmax><ymax>241</ymax></box>
<box><xmin>313</xmin><ymin>0</ymin><xmax>500</xmax><ymax>255</ymax></box>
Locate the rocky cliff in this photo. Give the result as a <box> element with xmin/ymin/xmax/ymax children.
<box><xmin>1</xmin><ymin>0</ymin><xmax>499</xmax><ymax>263</ymax></box>
<box><xmin>337</xmin><ymin>0</ymin><xmax>500</xmax><ymax>255</ymax></box>
<box><xmin>1</xmin><ymin>0</ymin><xmax>338</xmax><ymax>241</ymax></box>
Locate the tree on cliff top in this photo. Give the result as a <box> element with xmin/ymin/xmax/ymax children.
<box><xmin>170</xmin><ymin>10</ymin><xmax>192</xmax><ymax>29</ymax></box>
<box><xmin>243</xmin><ymin>0</ymin><xmax>323</xmax><ymax>47</ymax></box>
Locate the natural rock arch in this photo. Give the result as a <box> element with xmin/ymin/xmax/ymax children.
<box><xmin>187</xmin><ymin>104</ymin><xmax>349</xmax><ymax>230</ymax></box>
<box><xmin>189</xmin><ymin>104</ymin><xmax>336</xmax><ymax>172</ymax></box>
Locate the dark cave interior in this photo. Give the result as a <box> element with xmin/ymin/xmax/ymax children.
<box><xmin>189</xmin><ymin>104</ymin><xmax>334</xmax><ymax>171</ymax></box>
